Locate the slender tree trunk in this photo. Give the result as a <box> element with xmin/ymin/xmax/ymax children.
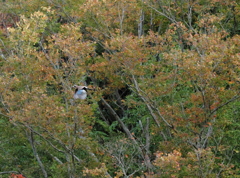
<box><xmin>138</xmin><ymin>1</ymin><xmax>144</xmax><ymax>38</ymax></box>
<box><xmin>27</xmin><ymin>130</ymin><xmax>48</xmax><ymax>178</ymax></box>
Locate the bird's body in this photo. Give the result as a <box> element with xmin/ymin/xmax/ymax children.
<box><xmin>73</xmin><ymin>85</ymin><xmax>89</xmax><ymax>100</ymax></box>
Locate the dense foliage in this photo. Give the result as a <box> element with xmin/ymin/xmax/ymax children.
<box><xmin>0</xmin><ymin>0</ymin><xmax>239</xmax><ymax>177</ymax></box>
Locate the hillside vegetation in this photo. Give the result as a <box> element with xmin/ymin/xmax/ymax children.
<box><xmin>0</xmin><ymin>0</ymin><xmax>239</xmax><ymax>177</ymax></box>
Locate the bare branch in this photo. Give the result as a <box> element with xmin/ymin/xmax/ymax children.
<box><xmin>209</xmin><ymin>93</ymin><xmax>240</xmax><ymax>116</ymax></box>
<box><xmin>131</xmin><ymin>74</ymin><xmax>174</xmax><ymax>128</ymax></box>
<box><xmin>0</xmin><ymin>171</ymin><xmax>19</xmax><ymax>175</ymax></box>
<box><xmin>101</xmin><ymin>97</ymin><xmax>135</xmax><ymax>141</ymax></box>
<box><xmin>27</xmin><ymin>130</ymin><xmax>48</xmax><ymax>178</ymax></box>
<box><xmin>49</xmin><ymin>153</ymin><xmax>63</xmax><ymax>164</ymax></box>
<box><xmin>138</xmin><ymin>0</ymin><xmax>145</xmax><ymax>38</ymax></box>
<box><xmin>145</xmin><ymin>3</ymin><xmax>177</xmax><ymax>24</ymax></box>
<box><xmin>101</xmin><ymin>97</ymin><xmax>153</xmax><ymax>170</ymax></box>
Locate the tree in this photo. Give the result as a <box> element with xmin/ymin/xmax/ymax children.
<box><xmin>1</xmin><ymin>7</ymin><xmax>106</xmax><ymax>177</ymax></box>
<box><xmin>0</xmin><ymin>0</ymin><xmax>239</xmax><ymax>177</ymax></box>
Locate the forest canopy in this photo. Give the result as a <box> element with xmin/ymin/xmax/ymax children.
<box><xmin>0</xmin><ymin>0</ymin><xmax>239</xmax><ymax>177</ymax></box>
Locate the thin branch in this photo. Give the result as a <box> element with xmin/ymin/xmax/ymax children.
<box><xmin>130</xmin><ymin>75</ymin><xmax>160</xmax><ymax>127</ymax></box>
<box><xmin>131</xmin><ymin>74</ymin><xmax>174</xmax><ymax>128</ymax></box>
<box><xmin>138</xmin><ymin>0</ymin><xmax>144</xmax><ymax>38</ymax></box>
<box><xmin>101</xmin><ymin>97</ymin><xmax>153</xmax><ymax>169</ymax></box>
<box><xmin>0</xmin><ymin>112</ymin><xmax>12</xmax><ymax>119</ymax></box>
<box><xmin>0</xmin><ymin>94</ymin><xmax>10</xmax><ymax>113</ymax></box>
<box><xmin>145</xmin><ymin>3</ymin><xmax>177</xmax><ymax>24</ymax></box>
<box><xmin>209</xmin><ymin>93</ymin><xmax>240</xmax><ymax>116</ymax></box>
<box><xmin>23</xmin><ymin>124</ymin><xmax>66</xmax><ymax>154</ymax></box>
<box><xmin>0</xmin><ymin>171</ymin><xmax>19</xmax><ymax>175</ymax></box>
<box><xmin>23</xmin><ymin>123</ymin><xmax>83</xmax><ymax>164</ymax></box>
<box><xmin>117</xmin><ymin>2</ymin><xmax>125</xmax><ymax>35</ymax></box>
<box><xmin>27</xmin><ymin>130</ymin><xmax>48</xmax><ymax>178</ymax></box>
<box><xmin>101</xmin><ymin>97</ymin><xmax>135</xmax><ymax>141</ymax></box>
<box><xmin>143</xmin><ymin>117</ymin><xmax>152</xmax><ymax>172</ymax></box>
<box><xmin>201</xmin><ymin>125</ymin><xmax>213</xmax><ymax>149</ymax></box>
<box><xmin>48</xmin><ymin>153</ymin><xmax>63</xmax><ymax>164</ymax></box>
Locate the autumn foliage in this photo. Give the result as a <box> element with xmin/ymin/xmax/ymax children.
<box><xmin>0</xmin><ymin>0</ymin><xmax>239</xmax><ymax>177</ymax></box>
<box><xmin>10</xmin><ymin>174</ymin><xmax>26</xmax><ymax>178</ymax></box>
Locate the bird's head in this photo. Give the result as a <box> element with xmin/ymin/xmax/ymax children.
<box><xmin>72</xmin><ymin>85</ymin><xmax>89</xmax><ymax>90</ymax></box>
<box><xmin>72</xmin><ymin>85</ymin><xmax>78</xmax><ymax>89</ymax></box>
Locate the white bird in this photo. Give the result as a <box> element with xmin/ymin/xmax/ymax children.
<box><xmin>72</xmin><ymin>85</ymin><xmax>89</xmax><ymax>100</ymax></box>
